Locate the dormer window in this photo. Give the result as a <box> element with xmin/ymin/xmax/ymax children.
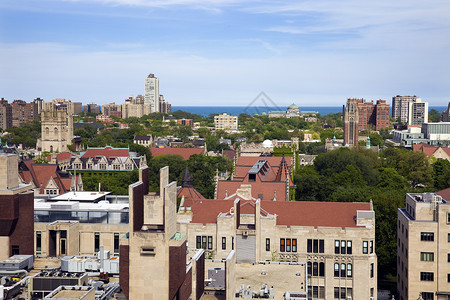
<box><xmin>99</xmin><ymin>163</ymin><xmax>107</xmax><ymax>170</ymax></box>
<box><xmin>125</xmin><ymin>164</ymin><xmax>132</xmax><ymax>170</ymax></box>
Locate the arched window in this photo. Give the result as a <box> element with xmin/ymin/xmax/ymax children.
<box><xmin>45</xmin><ymin>127</ymin><xmax>49</xmax><ymax>135</ymax></box>
<box><xmin>54</xmin><ymin>127</ymin><xmax>58</xmax><ymax>135</ymax></box>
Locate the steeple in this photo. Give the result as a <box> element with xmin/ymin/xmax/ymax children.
<box><xmin>181</xmin><ymin>166</ymin><xmax>193</xmax><ymax>188</ymax></box>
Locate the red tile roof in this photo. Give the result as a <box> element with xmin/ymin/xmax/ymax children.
<box><xmin>82</xmin><ymin>146</ymin><xmax>130</xmax><ymax>159</ymax></box>
<box><xmin>177</xmin><ymin>187</ymin><xmax>206</xmax><ymax>201</ymax></box>
<box><xmin>237</xmin><ymin>156</ymin><xmax>292</xmax><ymax>167</ymax></box>
<box><xmin>182</xmin><ymin>199</ymin><xmax>371</xmax><ymax>228</ymax></box>
<box><xmin>222</xmin><ymin>150</ymin><xmax>236</xmax><ymax>161</ymax></box>
<box><xmin>19</xmin><ymin>160</ymin><xmax>73</xmax><ymax>193</ymax></box>
<box><xmin>217</xmin><ymin>181</ymin><xmax>287</xmax><ymax>201</ymax></box>
<box><xmin>46</xmin><ymin>151</ymin><xmax>73</xmax><ymax>161</ymax></box>
<box><xmin>413</xmin><ymin>143</ymin><xmax>438</xmax><ymax>157</ymax></box>
<box><xmin>150</xmin><ymin>148</ymin><xmax>204</xmax><ymax>160</ymax></box>
<box><xmin>437</xmin><ymin>187</ymin><xmax>450</xmax><ymax>201</ymax></box>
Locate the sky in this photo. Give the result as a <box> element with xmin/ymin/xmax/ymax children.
<box><xmin>1</xmin><ymin>0</ymin><xmax>450</xmax><ymax>107</ymax></box>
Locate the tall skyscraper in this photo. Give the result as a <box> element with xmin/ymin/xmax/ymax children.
<box><xmin>144</xmin><ymin>73</ymin><xmax>159</xmax><ymax>113</ymax></box>
<box><xmin>343</xmin><ymin>98</ymin><xmax>359</xmax><ymax>146</ymax></box>
<box><xmin>392</xmin><ymin>95</ymin><xmax>420</xmax><ymax>124</ymax></box>
<box><xmin>408</xmin><ymin>99</ymin><xmax>428</xmax><ymax>125</ymax></box>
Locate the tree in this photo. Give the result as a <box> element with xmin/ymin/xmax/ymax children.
<box><xmin>433</xmin><ymin>159</ymin><xmax>450</xmax><ymax>190</ymax></box>
<box><xmin>148</xmin><ymin>154</ymin><xmax>186</xmax><ymax>191</ymax></box>
<box><xmin>428</xmin><ymin>109</ymin><xmax>441</xmax><ymax>122</ymax></box>
<box><xmin>82</xmin><ymin>170</ymin><xmax>139</xmax><ymax>195</ymax></box>
<box><xmin>377</xmin><ymin>168</ymin><xmax>408</xmax><ymax>190</ymax></box>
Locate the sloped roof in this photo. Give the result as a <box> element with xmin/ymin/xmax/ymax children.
<box><xmin>19</xmin><ymin>160</ymin><xmax>73</xmax><ymax>193</ymax></box>
<box><xmin>237</xmin><ymin>156</ymin><xmax>292</xmax><ymax>167</ymax></box>
<box><xmin>222</xmin><ymin>149</ymin><xmax>236</xmax><ymax>161</ymax></box>
<box><xmin>437</xmin><ymin>187</ymin><xmax>450</xmax><ymax>201</ymax></box>
<box><xmin>177</xmin><ymin>187</ymin><xmax>206</xmax><ymax>201</ymax></box>
<box><xmin>150</xmin><ymin>147</ymin><xmax>204</xmax><ymax>160</ymax></box>
<box><xmin>413</xmin><ymin>143</ymin><xmax>438</xmax><ymax>157</ymax></box>
<box><xmin>217</xmin><ymin>181</ymin><xmax>286</xmax><ymax>201</ymax></box>
<box><xmin>183</xmin><ymin>198</ymin><xmax>371</xmax><ymax>228</ymax></box>
<box><xmin>82</xmin><ymin>146</ymin><xmax>130</xmax><ymax>159</ymax></box>
<box><xmin>46</xmin><ymin>151</ymin><xmax>73</xmax><ymax>162</ymax></box>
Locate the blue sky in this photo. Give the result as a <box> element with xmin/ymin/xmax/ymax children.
<box><xmin>1</xmin><ymin>0</ymin><xmax>450</xmax><ymax>106</ymax></box>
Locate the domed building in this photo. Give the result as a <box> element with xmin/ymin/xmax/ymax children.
<box><xmin>286</xmin><ymin>103</ymin><xmax>301</xmax><ymax>118</ymax></box>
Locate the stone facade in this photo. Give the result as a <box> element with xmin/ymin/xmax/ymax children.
<box><xmin>397</xmin><ymin>192</ymin><xmax>450</xmax><ymax>300</ymax></box>
<box><xmin>214</xmin><ymin>113</ymin><xmax>238</xmax><ymax>131</ymax></box>
<box><xmin>37</xmin><ymin>99</ymin><xmax>74</xmax><ymax>153</ymax></box>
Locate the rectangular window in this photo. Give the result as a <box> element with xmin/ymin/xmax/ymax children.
<box><xmin>341</xmin><ymin>240</ymin><xmax>346</xmax><ymax>254</ymax></box>
<box><xmin>196</xmin><ymin>236</ymin><xmax>201</xmax><ymax>249</ymax></box>
<box><xmin>222</xmin><ymin>237</ymin><xmax>226</xmax><ymax>250</ymax></box>
<box><xmin>280</xmin><ymin>239</ymin><xmax>285</xmax><ymax>252</ymax></box>
<box><xmin>266</xmin><ymin>238</ymin><xmax>270</xmax><ymax>251</ymax></box>
<box><xmin>421</xmin><ymin>252</ymin><xmax>434</xmax><ymax>261</ymax></box>
<box><xmin>36</xmin><ymin>231</ymin><xmax>42</xmax><ymax>252</ymax></box>
<box><xmin>319</xmin><ymin>239</ymin><xmax>324</xmax><ymax>253</ymax></box>
<box><xmin>319</xmin><ymin>286</ymin><xmax>325</xmax><ymax>299</ymax></box>
<box><xmin>369</xmin><ymin>240</ymin><xmax>374</xmax><ymax>253</ymax></box>
<box><xmin>313</xmin><ymin>262</ymin><xmax>318</xmax><ymax>276</ymax></box>
<box><xmin>421</xmin><ymin>292</ymin><xmax>434</xmax><ymax>300</ymax></box>
<box><xmin>347</xmin><ymin>240</ymin><xmax>352</xmax><ymax>254</ymax></box>
<box><xmin>202</xmin><ymin>236</ymin><xmax>207</xmax><ymax>249</ymax></box>
<box><xmin>232</xmin><ymin>236</ymin><xmax>234</xmax><ymax>250</ymax></box>
<box><xmin>448</xmin><ymin>253</ymin><xmax>450</xmax><ymax>263</ymax></box>
<box><xmin>114</xmin><ymin>233</ymin><xmax>119</xmax><ymax>253</ymax></box>
<box><xmin>420</xmin><ymin>272</ymin><xmax>434</xmax><ymax>281</ymax></box>
<box><xmin>370</xmin><ymin>263</ymin><xmax>374</xmax><ymax>278</ymax></box>
<box><xmin>307</xmin><ymin>239</ymin><xmax>312</xmax><ymax>253</ymax></box>
<box><xmin>94</xmin><ymin>232</ymin><xmax>100</xmax><ymax>253</ymax></box>
<box><xmin>363</xmin><ymin>241</ymin><xmax>368</xmax><ymax>254</ymax></box>
<box><xmin>334</xmin><ymin>287</ymin><xmax>339</xmax><ymax>299</ymax></box>
<box><xmin>313</xmin><ymin>286</ymin><xmax>318</xmax><ymax>298</ymax></box>
<box><xmin>286</xmin><ymin>238</ymin><xmax>291</xmax><ymax>252</ymax></box>
<box><xmin>335</xmin><ymin>240</ymin><xmax>340</xmax><ymax>254</ymax></box>
<box><xmin>319</xmin><ymin>262</ymin><xmax>325</xmax><ymax>277</ymax></box>
<box><xmin>307</xmin><ymin>262</ymin><xmax>312</xmax><ymax>276</ymax></box>
<box><xmin>313</xmin><ymin>239</ymin><xmax>318</xmax><ymax>253</ymax></box>
<box><xmin>11</xmin><ymin>245</ymin><xmax>19</xmax><ymax>255</ymax></box>
<box><xmin>340</xmin><ymin>287</ymin><xmax>346</xmax><ymax>299</ymax></box>
<box><xmin>347</xmin><ymin>264</ymin><xmax>352</xmax><ymax>277</ymax></box>
<box><xmin>207</xmin><ymin>236</ymin><xmax>213</xmax><ymax>250</ymax></box>
<box><xmin>421</xmin><ymin>232</ymin><xmax>434</xmax><ymax>241</ymax></box>
<box><xmin>292</xmin><ymin>239</ymin><xmax>297</xmax><ymax>252</ymax></box>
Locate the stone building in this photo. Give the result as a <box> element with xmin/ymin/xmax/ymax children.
<box><xmin>0</xmin><ymin>149</ymin><xmax>34</xmax><ymax>260</ymax></box>
<box><xmin>397</xmin><ymin>191</ymin><xmax>450</xmax><ymax>300</ymax></box>
<box><xmin>343</xmin><ymin>98</ymin><xmax>360</xmax><ymax>146</ymax></box>
<box><xmin>37</xmin><ymin>99</ymin><xmax>74</xmax><ymax>153</ymax></box>
<box><xmin>214</xmin><ymin>113</ymin><xmax>238</xmax><ymax>131</ymax></box>
<box><xmin>178</xmin><ymin>197</ymin><xmax>378</xmax><ymax>299</ymax></box>
<box><xmin>0</xmin><ymin>98</ymin><xmax>13</xmax><ymax>130</ymax></box>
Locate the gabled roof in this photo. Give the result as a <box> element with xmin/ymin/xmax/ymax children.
<box><xmin>19</xmin><ymin>160</ymin><xmax>73</xmax><ymax>194</ymax></box>
<box><xmin>413</xmin><ymin>143</ymin><xmax>450</xmax><ymax>158</ymax></box>
<box><xmin>150</xmin><ymin>147</ymin><xmax>204</xmax><ymax>160</ymax></box>
<box><xmin>82</xmin><ymin>146</ymin><xmax>130</xmax><ymax>159</ymax></box>
<box><xmin>217</xmin><ymin>181</ymin><xmax>286</xmax><ymax>201</ymax></box>
<box><xmin>182</xmin><ymin>198</ymin><xmax>371</xmax><ymax>228</ymax></box>
<box><xmin>177</xmin><ymin>187</ymin><xmax>206</xmax><ymax>201</ymax></box>
<box><xmin>134</xmin><ymin>135</ymin><xmax>152</xmax><ymax>141</ymax></box>
<box><xmin>437</xmin><ymin>187</ymin><xmax>450</xmax><ymax>201</ymax></box>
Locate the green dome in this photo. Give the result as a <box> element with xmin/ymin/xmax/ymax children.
<box><xmin>288</xmin><ymin>103</ymin><xmax>298</xmax><ymax>108</ymax></box>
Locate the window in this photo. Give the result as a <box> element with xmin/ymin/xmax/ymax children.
<box><xmin>308</xmin><ymin>262</ymin><xmax>312</xmax><ymax>276</ymax></box>
<box><xmin>334</xmin><ymin>287</ymin><xmax>339</xmax><ymax>299</ymax></box>
<box><xmin>36</xmin><ymin>231</ymin><xmax>42</xmax><ymax>252</ymax></box>
<box><xmin>319</xmin><ymin>262</ymin><xmax>325</xmax><ymax>277</ymax></box>
<box><xmin>313</xmin><ymin>262</ymin><xmax>318</xmax><ymax>276</ymax></box>
<box><xmin>196</xmin><ymin>236</ymin><xmax>201</xmax><ymax>249</ymax></box>
<box><xmin>370</xmin><ymin>263</ymin><xmax>374</xmax><ymax>278</ymax></box>
<box><xmin>363</xmin><ymin>241</ymin><xmax>368</xmax><ymax>254</ymax></box>
<box><xmin>94</xmin><ymin>232</ymin><xmax>100</xmax><ymax>253</ymax></box>
<box><xmin>448</xmin><ymin>253</ymin><xmax>450</xmax><ymax>263</ymax></box>
<box><xmin>421</xmin><ymin>292</ymin><xmax>434</xmax><ymax>300</ymax></box>
<box><xmin>207</xmin><ymin>236</ymin><xmax>213</xmax><ymax>250</ymax></box>
<box><xmin>307</xmin><ymin>239</ymin><xmax>324</xmax><ymax>253</ymax></box>
<box><xmin>222</xmin><ymin>237</ymin><xmax>226</xmax><ymax>250</ymax></box>
<box><xmin>280</xmin><ymin>238</ymin><xmax>297</xmax><ymax>252</ymax></box>
<box><xmin>335</xmin><ymin>240</ymin><xmax>339</xmax><ymax>254</ymax></box>
<box><xmin>347</xmin><ymin>240</ymin><xmax>352</xmax><ymax>254</ymax></box>
<box><xmin>232</xmin><ymin>236</ymin><xmax>234</xmax><ymax>250</ymax></box>
<box><xmin>334</xmin><ymin>263</ymin><xmax>339</xmax><ymax>277</ymax></box>
<box><xmin>420</xmin><ymin>272</ymin><xmax>434</xmax><ymax>281</ymax></box>
<box><xmin>421</xmin><ymin>252</ymin><xmax>434</xmax><ymax>262</ymax></box>
<box><xmin>347</xmin><ymin>263</ymin><xmax>352</xmax><ymax>277</ymax></box>
<box><xmin>340</xmin><ymin>263</ymin><xmax>346</xmax><ymax>277</ymax></box>
<box><xmin>421</xmin><ymin>232</ymin><xmax>434</xmax><ymax>241</ymax></box>
<box><xmin>266</xmin><ymin>238</ymin><xmax>270</xmax><ymax>251</ymax></box>
<box><xmin>369</xmin><ymin>240</ymin><xmax>374</xmax><ymax>254</ymax></box>
<box><xmin>114</xmin><ymin>233</ymin><xmax>120</xmax><ymax>253</ymax></box>
<box><xmin>448</xmin><ymin>274</ymin><xmax>450</xmax><ymax>283</ymax></box>
<box><xmin>196</xmin><ymin>235</ymin><xmax>213</xmax><ymax>250</ymax></box>
<box><xmin>340</xmin><ymin>240</ymin><xmax>346</xmax><ymax>254</ymax></box>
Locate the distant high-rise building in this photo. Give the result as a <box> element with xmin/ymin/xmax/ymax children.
<box><xmin>159</xmin><ymin>95</ymin><xmax>171</xmax><ymax>114</ymax></box>
<box><xmin>34</xmin><ymin>97</ymin><xmax>44</xmax><ymax>114</ymax></box>
<box><xmin>343</xmin><ymin>98</ymin><xmax>360</xmax><ymax>146</ymax></box>
<box><xmin>0</xmin><ymin>98</ymin><xmax>12</xmax><ymax>130</ymax></box>
<box><xmin>144</xmin><ymin>73</ymin><xmax>159</xmax><ymax>113</ymax></box>
<box><xmin>408</xmin><ymin>99</ymin><xmax>428</xmax><ymax>125</ymax></box>
<box><xmin>392</xmin><ymin>95</ymin><xmax>420</xmax><ymax>124</ymax></box>
<box><xmin>85</xmin><ymin>103</ymin><xmax>101</xmax><ymax>114</ymax></box>
<box><xmin>214</xmin><ymin>113</ymin><xmax>238</xmax><ymax>131</ymax></box>
<box><xmin>11</xmin><ymin>99</ymin><xmax>39</xmax><ymax>127</ymax></box>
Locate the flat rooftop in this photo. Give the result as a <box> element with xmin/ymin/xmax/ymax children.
<box><xmin>51</xmin><ymin>191</ymin><xmax>112</xmax><ymax>202</ymax></box>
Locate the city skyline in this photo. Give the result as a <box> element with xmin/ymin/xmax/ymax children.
<box><xmin>1</xmin><ymin>0</ymin><xmax>450</xmax><ymax>106</ymax></box>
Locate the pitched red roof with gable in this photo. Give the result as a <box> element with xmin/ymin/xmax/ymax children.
<box><xmin>182</xmin><ymin>199</ymin><xmax>371</xmax><ymax>228</ymax></box>
<box><xmin>19</xmin><ymin>160</ymin><xmax>72</xmax><ymax>194</ymax></box>
<box><xmin>437</xmin><ymin>187</ymin><xmax>450</xmax><ymax>201</ymax></box>
<box><xmin>413</xmin><ymin>143</ymin><xmax>438</xmax><ymax>157</ymax></box>
<box><xmin>46</xmin><ymin>151</ymin><xmax>73</xmax><ymax>162</ymax></box>
<box><xmin>177</xmin><ymin>187</ymin><xmax>206</xmax><ymax>201</ymax></box>
<box><xmin>150</xmin><ymin>148</ymin><xmax>204</xmax><ymax>160</ymax></box>
<box><xmin>216</xmin><ymin>181</ymin><xmax>287</xmax><ymax>201</ymax></box>
<box><xmin>237</xmin><ymin>156</ymin><xmax>292</xmax><ymax>167</ymax></box>
<box><xmin>82</xmin><ymin>147</ymin><xmax>130</xmax><ymax>159</ymax></box>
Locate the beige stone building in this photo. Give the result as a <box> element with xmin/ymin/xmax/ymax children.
<box><xmin>178</xmin><ymin>198</ymin><xmax>378</xmax><ymax>299</ymax></box>
<box><xmin>397</xmin><ymin>192</ymin><xmax>450</xmax><ymax>300</ymax></box>
<box><xmin>214</xmin><ymin>113</ymin><xmax>238</xmax><ymax>131</ymax></box>
<box><xmin>37</xmin><ymin>99</ymin><xmax>74</xmax><ymax>153</ymax></box>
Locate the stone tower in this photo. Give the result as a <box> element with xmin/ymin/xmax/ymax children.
<box><xmin>37</xmin><ymin>99</ymin><xmax>74</xmax><ymax>153</ymax></box>
<box><xmin>343</xmin><ymin>98</ymin><xmax>360</xmax><ymax>146</ymax></box>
